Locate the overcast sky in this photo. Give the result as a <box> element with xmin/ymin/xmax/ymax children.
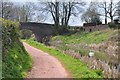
<box><xmin>9</xmin><ymin>0</ymin><xmax>119</xmax><ymax>3</ymax></box>
<box><xmin>4</xmin><ymin>0</ymin><xmax>119</xmax><ymax>26</ymax></box>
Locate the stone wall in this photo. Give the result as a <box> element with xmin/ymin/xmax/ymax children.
<box><xmin>69</xmin><ymin>24</ymin><xmax>109</xmax><ymax>32</ymax></box>
<box><xmin>83</xmin><ymin>25</ymin><xmax>109</xmax><ymax>32</ymax></box>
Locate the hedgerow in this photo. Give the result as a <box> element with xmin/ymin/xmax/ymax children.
<box><xmin>1</xmin><ymin>18</ymin><xmax>32</xmax><ymax>78</ymax></box>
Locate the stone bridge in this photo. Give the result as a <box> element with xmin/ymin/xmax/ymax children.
<box><xmin>20</xmin><ymin>22</ymin><xmax>55</xmax><ymax>43</ymax></box>
<box><xmin>20</xmin><ymin>22</ymin><xmax>110</xmax><ymax>43</ymax></box>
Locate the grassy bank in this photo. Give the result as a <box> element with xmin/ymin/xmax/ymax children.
<box><xmin>50</xmin><ymin>29</ymin><xmax>118</xmax><ymax>65</ymax></box>
<box><xmin>51</xmin><ymin>29</ymin><xmax>114</xmax><ymax>44</ymax></box>
<box><xmin>1</xmin><ymin>18</ymin><xmax>32</xmax><ymax>78</ymax></box>
<box><xmin>24</xmin><ymin>39</ymin><xmax>103</xmax><ymax>78</ymax></box>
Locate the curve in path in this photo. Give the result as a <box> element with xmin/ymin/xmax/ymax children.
<box><xmin>23</xmin><ymin>42</ymin><xmax>69</xmax><ymax>78</ymax></box>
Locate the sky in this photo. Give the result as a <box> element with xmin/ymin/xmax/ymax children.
<box><xmin>3</xmin><ymin>0</ymin><xmax>119</xmax><ymax>26</ymax></box>
<box><xmin>8</xmin><ymin>0</ymin><xmax>119</xmax><ymax>3</ymax></box>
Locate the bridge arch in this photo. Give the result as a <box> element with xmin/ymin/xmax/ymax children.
<box><xmin>20</xmin><ymin>22</ymin><xmax>55</xmax><ymax>43</ymax></box>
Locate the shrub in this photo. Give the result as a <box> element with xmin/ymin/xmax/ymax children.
<box><xmin>1</xmin><ymin>18</ymin><xmax>32</xmax><ymax>78</ymax></box>
<box><xmin>20</xmin><ymin>29</ymin><xmax>33</xmax><ymax>39</ymax></box>
<box><xmin>108</xmin><ymin>22</ymin><xmax>116</xmax><ymax>29</ymax></box>
<box><xmin>31</xmin><ymin>34</ymin><xmax>37</xmax><ymax>41</ymax></box>
<box><xmin>1</xmin><ymin>18</ymin><xmax>20</xmax><ymax>56</ymax></box>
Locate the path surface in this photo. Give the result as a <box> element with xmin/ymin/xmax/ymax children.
<box><xmin>23</xmin><ymin>42</ymin><xmax>69</xmax><ymax>78</ymax></box>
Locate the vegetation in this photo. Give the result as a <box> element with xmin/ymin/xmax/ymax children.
<box><xmin>81</xmin><ymin>2</ymin><xmax>102</xmax><ymax>25</ymax></box>
<box><xmin>108</xmin><ymin>22</ymin><xmax>119</xmax><ymax>29</ymax></box>
<box><xmin>49</xmin><ymin>29</ymin><xmax>118</xmax><ymax>77</ymax></box>
<box><xmin>98</xmin><ymin>0</ymin><xmax>119</xmax><ymax>23</ymax></box>
<box><xmin>51</xmin><ymin>29</ymin><xmax>114</xmax><ymax>44</ymax></box>
<box><xmin>38</xmin><ymin>2</ymin><xmax>86</xmax><ymax>34</ymax></box>
<box><xmin>1</xmin><ymin>18</ymin><xmax>32</xmax><ymax>78</ymax></box>
<box><xmin>19</xmin><ymin>29</ymin><xmax>33</xmax><ymax>39</ymax></box>
<box><xmin>0</xmin><ymin>22</ymin><xmax>2</xmax><ymax>79</ymax></box>
<box><xmin>118</xmin><ymin>1</ymin><xmax>120</xmax><ymax>19</ymax></box>
<box><xmin>1</xmin><ymin>0</ymin><xmax>119</xmax><ymax>78</ymax></box>
<box><xmin>0</xmin><ymin>56</ymin><xmax>1</xmax><ymax>79</ymax></box>
<box><xmin>24</xmin><ymin>39</ymin><xmax>103</xmax><ymax>78</ymax></box>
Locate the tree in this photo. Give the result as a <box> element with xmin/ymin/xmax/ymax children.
<box><xmin>48</xmin><ymin>2</ymin><xmax>60</xmax><ymax>33</ymax></box>
<box><xmin>60</xmin><ymin>2</ymin><xmax>85</xmax><ymax>30</ymax></box>
<box><xmin>117</xmin><ymin>1</ymin><xmax>120</xmax><ymax>19</ymax></box>
<box><xmin>98</xmin><ymin>0</ymin><xmax>118</xmax><ymax>23</ymax></box>
<box><xmin>81</xmin><ymin>2</ymin><xmax>101</xmax><ymax>24</ymax></box>
<box><xmin>107</xmin><ymin>0</ymin><xmax>117</xmax><ymax>22</ymax></box>
<box><xmin>0</xmin><ymin>1</ymin><xmax>14</xmax><ymax>20</ymax></box>
<box><xmin>34</xmin><ymin>15</ymin><xmax>46</xmax><ymax>22</ymax></box>
<box><xmin>98</xmin><ymin>1</ymin><xmax>108</xmax><ymax>24</ymax></box>
<box><xmin>18</xmin><ymin>2</ymin><xmax>35</xmax><ymax>22</ymax></box>
<box><xmin>0</xmin><ymin>0</ymin><xmax>20</xmax><ymax>21</ymax></box>
<box><xmin>0</xmin><ymin>1</ymin><xmax>35</xmax><ymax>22</ymax></box>
<box><xmin>38</xmin><ymin>1</ymin><xmax>85</xmax><ymax>34</ymax></box>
